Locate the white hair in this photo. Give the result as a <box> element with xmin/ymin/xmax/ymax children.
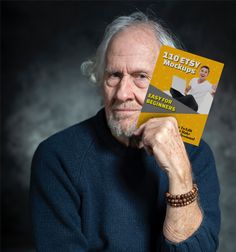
<box><xmin>81</xmin><ymin>11</ymin><xmax>182</xmax><ymax>84</ymax></box>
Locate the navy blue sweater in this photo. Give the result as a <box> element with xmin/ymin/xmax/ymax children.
<box><xmin>30</xmin><ymin>109</ymin><xmax>220</xmax><ymax>251</ymax></box>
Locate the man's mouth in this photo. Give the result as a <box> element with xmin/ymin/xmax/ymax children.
<box><xmin>113</xmin><ymin>108</ymin><xmax>140</xmax><ymax>112</ymax></box>
<box><xmin>112</xmin><ymin>109</ymin><xmax>141</xmax><ymax>115</ymax></box>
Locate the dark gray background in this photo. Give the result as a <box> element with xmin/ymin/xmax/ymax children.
<box><xmin>2</xmin><ymin>1</ymin><xmax>236</xmax><ymax>251</ymax></box>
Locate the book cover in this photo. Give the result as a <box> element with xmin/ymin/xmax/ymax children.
<box><xmin>137</xmin><ymin>46</ymin><xmax>224</xmax><ymax>146</ymax></box>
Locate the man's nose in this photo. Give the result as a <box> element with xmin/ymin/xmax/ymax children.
<box><xmin>115</xmin><ymin>75</ymin><xmax>135</xmax><ymax>102</ymax></box>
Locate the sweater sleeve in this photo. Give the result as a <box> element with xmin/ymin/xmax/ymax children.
<box><xmin>30</xmin><ymin>141</ymin><xmax>88</xmax><ymax>252</ymax></box>
<box><xmin>158</xmin><ymin>141</ymin><xmax>220</xmax><ymax>252</ymax></box>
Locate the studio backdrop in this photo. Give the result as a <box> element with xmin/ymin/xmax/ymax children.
<box><xmin>2</xmin><ymin>1</ymin><xmax>236</xmax><ymax>251</ymax></box>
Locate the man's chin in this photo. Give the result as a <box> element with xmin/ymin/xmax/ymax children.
<box><xmin>107</xmin><ymin>117</ymin><xmax>138</xmax><ymax>138</ymax></box>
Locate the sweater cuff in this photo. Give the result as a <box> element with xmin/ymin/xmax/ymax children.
<box><xmin>159</xmin><ymin>214</ymin><xmax>218</xmax><ymax>251</ymax></box>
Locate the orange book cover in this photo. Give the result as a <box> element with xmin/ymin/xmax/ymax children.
<box><xmin>137</xmin><ymin>46</ymin><xmax>224</xmax><ymax>146</ymax></box>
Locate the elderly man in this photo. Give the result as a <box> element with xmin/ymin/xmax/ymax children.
<box><xmin>30</xmin><ymin>12</ymin><xmax>220</xmax><ymax>251</ymax></box>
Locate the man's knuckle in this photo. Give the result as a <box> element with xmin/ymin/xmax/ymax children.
<box><xmin>155</xmin><ymin>132</ymin><xmax>164</xmax><ymax>143</ymax></box>
<box><xmin>163</xmin><ymin>120</ymin><xmax>173</xmax><ymax>129</ymax></box>
<box><xmin>148</xmin><ymin>118</ymin><xmax>157</xmax><ymax>124</ymax></box>
<box><xmin>164</xmin><ymin>117</ymin><xmax>177</xmax><ymax>129</ymax></box>
<box><xmin>169</xmin><ymin>117</ymin><xmax>178</xmax><ymax>125</ymax></box>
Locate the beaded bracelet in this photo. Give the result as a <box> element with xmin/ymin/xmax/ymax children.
<box><xmin>165</xmin><ymin>184</ymin><xmax>198</xmax><ymax>207</ymax></box>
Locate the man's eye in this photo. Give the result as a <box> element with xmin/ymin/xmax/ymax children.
<box><xmin>134</xmin><ymin>73</ymin><xmax>148</xmax><ymax>79</ymax></box>
<box><xmin>110</xmin><ymin>72</ymin><xmax>121</xmax><ymax>78</ymax></box>
<box><xmin>106</xmin><ymin>72</ymin><xmax>121</xmax><ymax>87</ymax></box>
<box><xmin>133</xmin><ymin>73</ymin><xmax>150</xmax><ymax>88</ymax></box>
<box><xmin>139</xmin><ymin>74</ymin><xmax>147</xmax><ymax>79</ymax></box>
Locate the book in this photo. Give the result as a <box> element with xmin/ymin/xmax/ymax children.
<box><xmin>137</xmin><ymin>46</ymin><xmax>224</xmax><ymax>146</ymax></box>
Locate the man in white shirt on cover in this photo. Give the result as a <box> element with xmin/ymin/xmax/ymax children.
<box><xmin>185</xmin><ymin>66</ymin><xmax>216</xmax><ymax>106</ymax></box>
<box><xmin>170</xmin><ymin>65</ymin><xmax>216</xmax><ymax>112</ymax></box>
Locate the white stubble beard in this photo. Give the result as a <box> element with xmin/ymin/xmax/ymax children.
<box><xmin>107</xmin><ymin>111</ymin><xmax>139</xmax><ymax>138</ymax></box>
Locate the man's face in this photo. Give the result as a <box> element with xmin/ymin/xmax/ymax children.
<box><xmin>103</xmin><ymin>25</ymin><xmax>160</xmax><ymax>139</ymax></box>
<box><xmin>199</xmin><ymin>67</ymin><xmax>209</xmax><ymax>80</ymax></box>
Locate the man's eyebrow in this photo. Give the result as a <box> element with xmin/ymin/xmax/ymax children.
<box><xmin>105</xmin><ymin>68</ymin><xmax>151</xmax><ymax>74</ymax></box>
<box><xmin>105</xmin><ymin>68</ymin><xmax>120</xmax><ymax>73</ymax></box>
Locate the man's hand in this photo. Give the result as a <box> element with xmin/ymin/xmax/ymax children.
<box><xmin>184</xmin><ymin>85</ymin><xmax>191</xmax><ymax>95</ymax></box>
<box><xmin>133</xmin><ymin>117</ymin><xmax>193</xmax><ymax>194</ymax></box>
<box><xmin>133</xmin><ymin>117</ymin><xmax>203</xmax><ymax>243</ymax></box>
<box><xmin>211</xmin><ymin>84</ymin><xmax>218</xmax><ymax>96</ymax></box>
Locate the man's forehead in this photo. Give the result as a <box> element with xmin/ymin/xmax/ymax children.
<box><xmin>107</xmin><ymin>25</ymin><xmax>160</xmax><ymax>55</ymax></box>
<box><xmin>105</xmin><ymin>47</ymin><xmax>158</xmax><ymax>73</ymax></box>
<box><xmin>106</xmin><ymin>48</ymin><xmax>156</xmax><ymax>58</ymax></box>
